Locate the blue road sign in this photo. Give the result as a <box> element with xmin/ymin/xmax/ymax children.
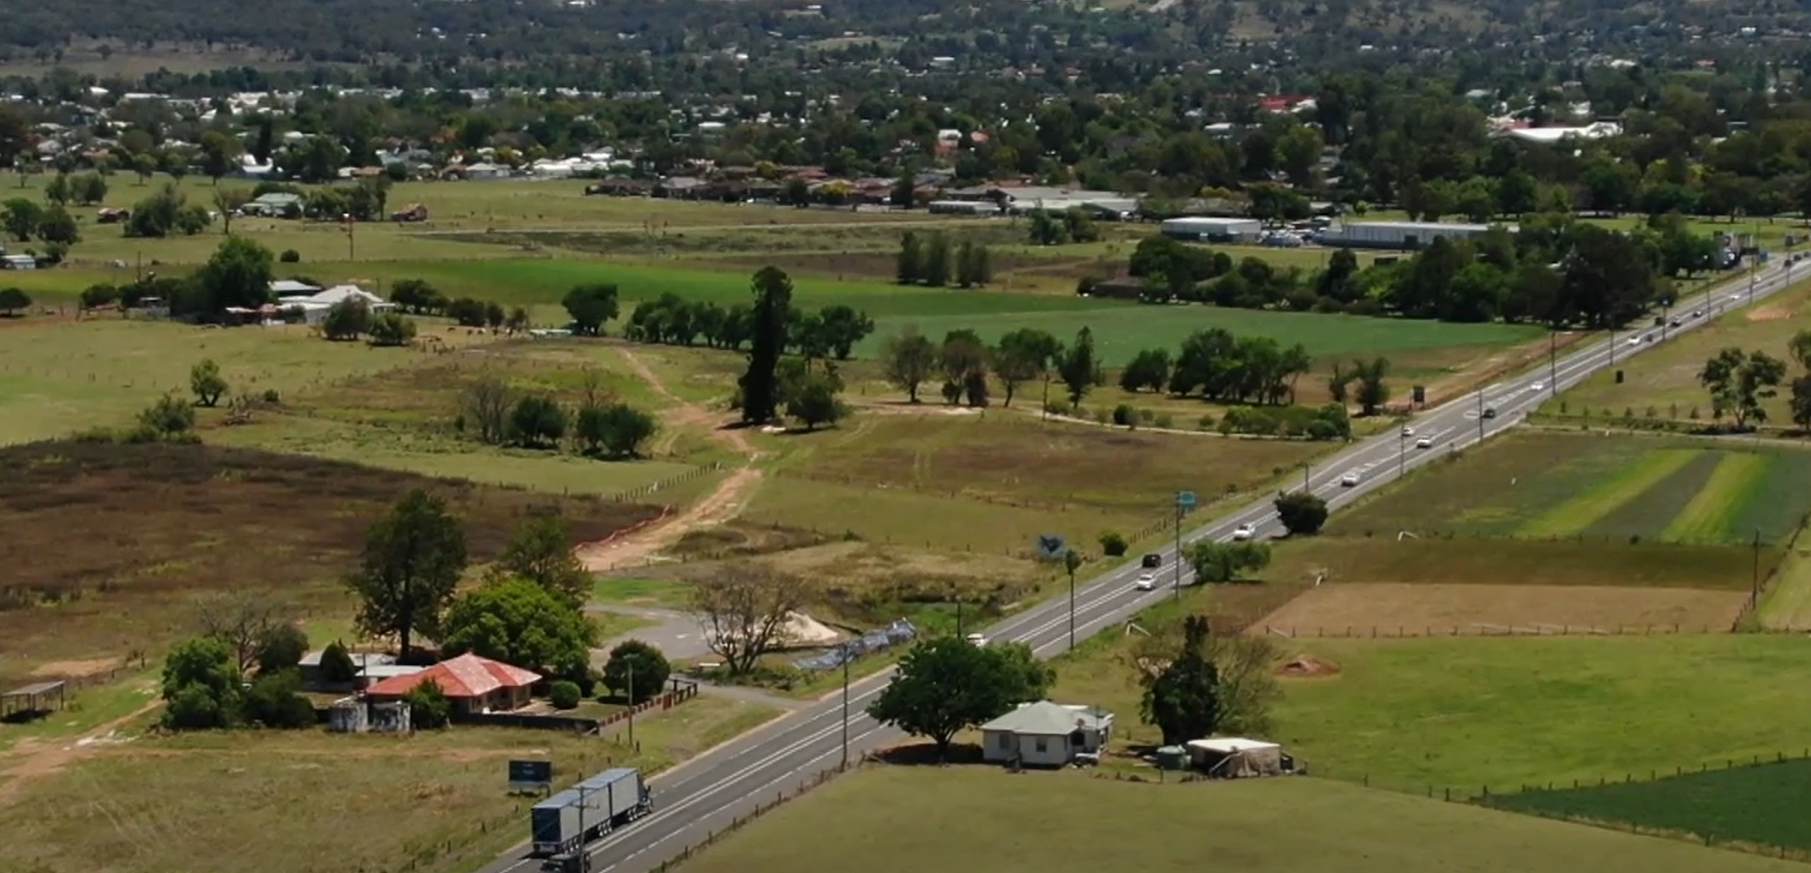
<box><xmin>1177</xmin><ymin>491</ymin><xmax>1197</xmax><ymax>509</ymax></box>
<box><xmin>1034</xmin><ymin>533</ymin><xmax>1068</xmax><ymax>560</ymax></box>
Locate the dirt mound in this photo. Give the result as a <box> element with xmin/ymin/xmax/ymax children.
<box><xmin>1277</xmin><ymin>655</ymin><xmax>1340</xmax><ymax>678</ymax></box>
<box><xmin>1748</xmin><ymin>303</ymin><xmax>1797</xmax><ymax>322</ymax></box>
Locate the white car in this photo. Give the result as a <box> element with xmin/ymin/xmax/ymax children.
<box><xmin>1415</xmin><ymin>436</ymin><xmax>1433</xmax><ymax>449</ymax></box>
<box><xmin>1340</xmin><ymin>471</ymin><xmax>1361</xmax><ymax>487</ymax></box>
<box><xmin>1530</xmin><ymin>381</ymin><xmax>1544</xmax><ymax>392</ymax></box>
<box><xmin>1627</xmin><ymin>336</ymin><xmax>1641</xmax><ymax>347</ymax></box>
<box><xmin>964</xmin><ymin>633</ymin><xmax>988</xmax><ymax>647</ymax></box>
<box><xmin>1232</xmin><ymin>522</ymin><xmax>1256</xmax><ymax>541</ymax></box>
<box><xmin>1135</xmin><ymin>573</ymin><xmax>1158</xmax><ymax>591</ymax></box>
<box><xmin>1399</xmin><ymin>426</ymin><xmax>1414</xmax><ymax>437</ymax></box>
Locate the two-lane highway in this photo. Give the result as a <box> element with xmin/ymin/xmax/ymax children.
<box><xmin>477</xmin><ymin>258</ymin><xmax>1799</xmax><ymax>873</ymax></box>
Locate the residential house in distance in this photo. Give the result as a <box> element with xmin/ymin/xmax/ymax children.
<box><xmin>363</xmin><ymin>653</ymin><xmax>541</xmax><ymax>715</ymax></box>
<box><xmin>979</xmin><ymin>701</ymin><xmax>1114</xmax><ymax>767</ymax></box>
<box><xmin>275</xmin><ymin>284</ymin><xmax>394</xmax><ymax>325</ymax></box>
<box><xmin>241</xmin><ymin>192</ymin><xmax>302</xmax><ymax>218</ymax></box>
<box><xmin>270</xmin><ymin>279</ymin><xmax>321</xmax><ymax>298</ymax></box>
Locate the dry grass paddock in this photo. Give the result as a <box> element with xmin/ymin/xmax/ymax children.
<box><xmin>1252</xmin><ymin>583</ymin><xmax>1750</xmax><ymax>638</ymax></box>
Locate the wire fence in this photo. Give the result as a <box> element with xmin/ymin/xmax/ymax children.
<box><xmin>650</xmin><ymin>762</ymin><xmax>855</xmax><ymax>873</ymax></box>
<box><xmin>1260</xmin><ymin>622</ymin><xmax>1729</xmax><ymax>639</ymax></box>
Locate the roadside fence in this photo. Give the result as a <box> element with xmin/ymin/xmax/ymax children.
<box><xmin>1261</xmin><ymin>623</ymin><xmax>1724</xmax><ymax>638</ymax></box>
<box><xmin>599</xmin><ymin>461</ymin><xmax>724</xmax><ymax>504</ymax></box>
<box><xmin>650</xmin><ymin>761</ymin><xmax>855</xmax><ymax>873</ymax></box>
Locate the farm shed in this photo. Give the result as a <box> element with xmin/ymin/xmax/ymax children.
<box><xmin>364</xmin><ymin>652</ymin><xmax>540</xmax><ymax>714</ymax></box>
<box><xmin>980</xmin><ymin>701</ymin><xmax>1113</xmax><ymax>767</ymax></box>
<box><xmin>1318</xmin><ymin>220</ymin><xmax>1513</xmax><ymax>250</ymax></box>
<box><xmin>1160</xmin><ymin>216</ymin><xmax>1261</xmax><ymax>242</ymax></box>
<box><xmin>1</xmin><ymin>680</ymin><xmax>66</xmax><ymax>719</ymax></box>
<box><xmin>1187</xmin><ymin>738</ymin><xmax>1284</xmax><ymax>778</ymax></box>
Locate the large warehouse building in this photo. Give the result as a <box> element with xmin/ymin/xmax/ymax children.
<box><xmin>1159</xmin><ymin>216</ymin><xmax>1262</xmax><ymax>243</ymax></box>
<box><xmin>1317</xmin><ymin>220</ymin><xmax>1514</xmax><ymax>250</ymax></box>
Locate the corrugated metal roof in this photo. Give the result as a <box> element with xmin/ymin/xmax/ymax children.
<box><xmin>365</xmin><ymin>653</ymin><xmax>540</xmax><ymax>698</ymax></box>
<box><xmin>980</xmin><ymin>701</ymin><xmax>1108</xmax><ymax>736</ymax></box>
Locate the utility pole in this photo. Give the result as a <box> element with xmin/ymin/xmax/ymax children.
<box><xmin>1067</xmin><ymin>566</ymin><xmax>1076</xmax><ymax>650</ymax></box>
<box><xmin>625</xmin><ymin>659</ymin><xmax>634</xmax><ymax>748</ymax></box>
<box><xmin>1548</xmin><ymin>325</ymin><xmax>1557</xmax><ymax>397</ymax></box>
<box><xmin>1753</xmin><ymin>528</ymin><xmax>1763</xmax><ymax>610</ymax></box>
<box><xmin>1172</xmin><ymin>495</ymin><xmax>1184</xmax><ymax>601</ymax></box>
<box><xmin>1397</xmin><ymin>430</ymin><xmax>1405</xmax><ymax>479</ymax></box>
<box><xmin>1302</xmin><ymin>462</ymin><xmax>1311</xmax><ymax>493</ymax></box>
<box><xmin>840</xmin><ymin>648</ymin><xmax>851</xmax><ymax>768</ymax></box>
<box><xmin>1476</xmin><ymin>389</ymin><xmax>1484</xmax><ymax>444</ymax></box>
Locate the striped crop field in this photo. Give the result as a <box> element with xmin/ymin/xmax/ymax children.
<box><xmin>1335</xmin><ymin>432</ymin><xmax>1811</xmax><ymax>547</ymax></box>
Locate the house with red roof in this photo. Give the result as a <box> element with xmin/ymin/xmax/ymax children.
<box><xmin>364</xmin><ymin>653</ymin><xmax>541</xmax><ymax>714</ymax></box>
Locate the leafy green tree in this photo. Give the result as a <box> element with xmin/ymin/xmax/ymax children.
<box><xmin>440</xmin><ymin>577</ymin><xmax>597</xmax><ymax>681</ymax></box>
<box><xmin>784</xmin><ymin>367</ymin><xmax>846</xmax><ymax>430</ymax></box>
<box><xmin>602</xmin><ymin>639</ymin><xmax>672</xmax><ymax>704</ymax></box>
<box><xmin>190</xmin><ymin>359</ymin><xmax>228</xmax><ymax>407</ymax></box>
<box><xmin>199</xmin><ymin>130</ymin><xmax>240</xmax><ymax>183</ymax></box>
<box><xmin>896</xmin><ymin>231</ymin><xmax>922</xmax><ymax>284</ymax></box>
<box><xmin>485</xmin><ymin>301</ymin><xmax>505</xmax><ymax>329</ymax></box>
<box><xmin>73</xmin><ymin>172</ymin><xmax>107</xmax><ymax>205</ymax></box>
<box><xmin>2</xmin><ymin>197</ymin><xmax>40</xmax><ymax>241</ymax></box>
<box><xmin>36</xmin><ymin>204</ymin><xmax>78</xmax><ymax>247</ymax></box>
<box><xmin>1140</xmin><ymin>615</ymin><xmax>1219</xmax><ymax>745</ymax></box>
<box><xmin>1098</xmin><ymin>531</ymin><xmax>1128</xmax><ymax>557</ymax></box>
<box><xmin>739</xmin><ymin>266</ymin><xmax>793</xmax><ymax>424</ymax></box>
<box><xmin>1119</xmin><ymin>348</ymin><xmax>1172</xmax><ymax>393</ymax></box>
<box><xmin>242</xmin><ymin>669</ymin><xmax>316</xmax><ymax>728</ymax></box>
<box><xmin>1273</xmin><ymin>492</ymin><xmax>1328</xmax><ymax>536</ymax></box>
<box><xmin>882</xmin><ymin>327</ymin><xmax>938</xmax><ymax>403</ymax></box>
<box><xmin>509</xmin><ymin>395</ymin><xmax>568</xmax><ymax>448</ymax></box>
<box><xmin>867</xmin><ymin>635</ymin><xmax>1053</xmax><ymax>760</ymax></box>
<box><xmin>322</xmin><ymin>298</ymin><xmax>371</xmax><ymax>340</ymax></box>
<box><xmin>254</xmin><ymin>624</ymin><xmax>310</xmax><ymax>675</ymax></box>
<box><xmin>367</xmin><ymin>312</ymin><xmax>417</xmax><ymax>346</ymax></box>
<box><xmin>191</xmin><ymin>236</ymin><xmax>275</xmax><ymax>316</ymax></box>
<box><xmin>493</xmin><ymin>514</ymin><xmax>591</xmax><ymax>608</ymax></box>
<box><xmin>992</xmin><ymin>328</ymin><xmax>1062</xmax><ymax>408</ymax></box>
<box><xmin>562</xmin><ymin>283</ymin><xmax>620</xmax><ymax>335</ymax></box>
<box><xmin>938</xmin><ymin>329</ymin><xmax>990</xmax><ymax>407</ymax></box>
<box><xmin>404</xmin><ymin>678</ymin><xmax>451</xmax><ymax>729</ymax></box>
<box><xmin>1700</xmin><ymin>347</ymin><xmax>1786</xmax><ymax>430</ymax></box>
<box><xmin>1789</xmin><ymin>330</ymin><xmax>1811</xmax><ymax>433</ymax></box>
<box><xmin>1185</xmin><ymin>540</ymin><xmax>1271</xmax><ymax>583</ymax></box>
<box><xmin>1063</xmin><ymin>207</ymin><xmax>1099</xmax><ymax>243</ymax></box>
<box><xmin>923</xmin><ymin>232</ymin><xmax>953</xmax><ymax>286</ymax></box>
<box><xmin>389</xmin><ymin>279</ymin><xmax>446</xmax><ymax>315</ymax></box>
<box><xmin>161</xmin><ymin>636</ymin><xmax>242</xmax><ymax>730</ymax></box>
<box><xmin>1027</xmin><ymin>210</ymin><xmax>1066</xmax><ymax>245</ymax></box>
<box><xmin>345</xmin><ymin>489</ymin><xmax>467</xmax><ymax>657</ymax></box>
<box><xmin>79</xmin><ymin>283</ymin><xmax>120</xmax><ymax>311</ymax></box>
<box><xmin>0</xmin><ymin>286</ymin><xmax>30</xmax><ymax>315</ymax></box>
<box><xmin>815</xmin><ymin>305</ymin><xmax>875</xmax><ymax>360</ymax></box>
<box><xmin>575</xmin><ymin>401</ymin><xmax>658</xmax><ymax>458</ymax></box>
<box><xmin>1351</xmin><ymin>357</ymin><xmax>1391</xmax><ymax>416</ymax></box>
<box><xmin>43</xmin><ymin>172</ymin><xmax>71</xmax><ymax>206</ymax></box>
<box><xmin>1058</xmin><ymin>326</ymin><xmax>1097</xmax><ymax>409</ymax></box>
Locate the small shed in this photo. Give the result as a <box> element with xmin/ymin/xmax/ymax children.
<box><xmin>1187</xmin><ymin>737</ymin><xmax>1284</xmax><ymax>778</ymax></box>
<box><xmin>1</xmin><ymin>680</ymin><xmax>67</xmax><ymax>719</ymax></box>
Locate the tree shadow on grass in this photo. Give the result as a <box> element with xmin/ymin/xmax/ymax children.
<box><xmin>868</xmin><ymin>740</ymin><xmax>986</xmax><ymax>766</ymax></box>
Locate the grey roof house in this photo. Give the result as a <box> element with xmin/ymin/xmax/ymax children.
<box><xmin>980</xmin><ymin>701</ymin><xmax>1113</xmax><ymax>768</ymax></box>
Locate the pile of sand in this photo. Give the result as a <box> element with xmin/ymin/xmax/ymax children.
<box><xmin>781</xmin><ymin>611</ymin><xmax>846</xmax><ymax>646</ymax></box>
<box><xmin>1277</xmin><ymin>655</ymin><xmax>1340</xmax><ymax>678</ymax></box>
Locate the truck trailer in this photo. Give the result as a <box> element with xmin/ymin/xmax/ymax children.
<box><xmin>530</xmin><ymin>768</ymin><xmax>654</xmax><ymax>857</ymax></box>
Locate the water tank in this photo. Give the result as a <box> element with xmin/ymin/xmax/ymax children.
<box><xmin>1155</xmin><ymin>745</ymin><xmax>1190</xmax><ymax>770</ymax></box>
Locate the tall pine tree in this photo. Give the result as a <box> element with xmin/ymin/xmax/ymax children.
<box><xmin>896</xmin><ymin>231</ymin><xmax>922</xmax><ymax>285</ymax></box>
<box><xmin>739</xmin><ymin>266</ymin><xmax>794</xmax><ymax>424</ymax></box>
<box><xmin>924</xmin><ymin>232</ymin><xmax>952</xmax><ymax>287</ymax></box>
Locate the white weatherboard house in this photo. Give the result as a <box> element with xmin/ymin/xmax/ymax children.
<box><xmin>980</xmin><ymin>701</ymin><xmax>1113</xmax><ymax>767</ymax></box>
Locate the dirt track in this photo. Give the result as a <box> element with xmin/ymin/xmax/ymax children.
<box><xmin>575</xmin><ymin>349</ymin><xmax>764</xmax><ymax>571</ymax></box>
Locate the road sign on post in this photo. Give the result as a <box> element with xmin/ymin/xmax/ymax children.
<box><xmin>508</xmin><ymin>759</ymin><xmax>553</xmax><ymax>794</ymax></box>
<box><xmin>1177</xmin><ymin>491</ymin><xmax>1197</xmax><ymax>511</ymax></box>
<box><xmin>1411</xmin><ymin>385</ymin><xmax>1426</xmax><ymax>406</ymax></box>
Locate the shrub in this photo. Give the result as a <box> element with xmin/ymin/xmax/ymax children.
<box><xmin>404</xmin><ymin>678</ymin><xmax>451</xmax><ymax>729</ymax></box>
<box><xmin>261</xmin><ymin>389</ymin><xmax>281</xmax><ymax>404</ymax></box>
<box><xmin>242</xmin><ymin>669</ymin><xmax>316</xmax><ymax>728</ymax></box>
<box><xmin>548</xmin><ymin>680</ymin><xmax>582</xmax><ymax>710</ymax></box>
<box><xmin>602</xmin><ymin>640</ymin><xmax>672</xmax><ymax>704</ymax></box>
<box><xmin>1099</xmin><ymin>531</ymin><xmax>1129</xmax><ymax>557</ymax></box>
<box><xmin>254</xmin><ymin>624</ymin><xmax>310</xmax><ymax>675</ymax></box>
<box><xmin>318</xmin><ymin>641</ymin><xmax>358</xmax><ymax>684</ymax></box>
<box><xmin>1154</xmin><ymin>413</ymin><xmax>1173</xmax><ymax>429</ymax></box>
<box><xmin>1197</xmin><ymin>413</ymin><xmax>1216</xmax><ymax>430</ymax></box>
<box><xmin>279</xmin><ymin>249</ymin><xmax>300</xmax><ymax>263</ymax></box>
<box><xmin>1112</xmin><ymin>404</ymin><xmax>1135</xmax><ymax>426</ymax></box>
<box><xmin>1044</xmin><ymin>400</ymin><xmax>1070</xmax><ymax>418</ymax></box>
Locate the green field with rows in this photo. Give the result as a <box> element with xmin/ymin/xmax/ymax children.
<box><xmin>1488</xmin><ymin>758</ymin><xmax>1811</xmax><ymax>854</ymax></box>
<box><xmin>1336</xmin><ymin>432</ymin><xmax>1811</xmax><ymax>546</ymax></box>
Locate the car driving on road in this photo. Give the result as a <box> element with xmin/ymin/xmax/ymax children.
<box><xmin>1232</xmin><ymin>522</ymin><xmax>1256</xmax><ymax>541</ymax></box>
<box><xmin>1399</xmin><ymin>426</ymin><xmax>1414</xmax><ymax>437</ymax></box>
<box><xmin>1415</xmin><ymin>436</ymin><xmax>1432</xmax><ymax>449</ymax></box>
<box><xmin>1340</xmin><ymin>471</ymin><xmax>1361</xmax><ymax>486</ymax></box>
<box><xmin>1135</xmin><ymin>573</ymin><xmax>1157</xmax><ymax>590</ymax></box>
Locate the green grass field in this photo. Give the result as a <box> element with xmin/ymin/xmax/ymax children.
<box><xmin>1334</xmin><ymin>431</ymin><xmax>1811</xmax><ymax>546</ymax></box>
<box><xmin>1263</xmin><ymin>536</ymin><xmax>1768</xmax><ymax>591</ymax></box>
<box><xmin>1548</xmin><ymin>270</ymin><xmax>1811</xmax><ymax>428</ymax></box>
<box><xmin>1488</xmin><ymin>758</ymin><xmax>1811</xmax><ymax>854</ymax></box>
<box><xmin>1267</xmin><ymin>636</ymin><xmax>1811</xmax><ymax>792</ymax></box>
<box><xmin>746</xmin><ymin>412</ymin><xmax>1322</xmax><ymax>550</ymax></box>
<box><xmin>0</xmin><ymin>695</ymin><xmax>780</xmax><ymax>873</ymax></box>
<box><xmin>1757</xmin><ymin>543</ymin><xmax>1811</xmax><ymax>630</ymax></box>
<box><xmin>675</xmin><ymin>767</ymin><xmax>1802</xmax><ymax>873</ymax></box>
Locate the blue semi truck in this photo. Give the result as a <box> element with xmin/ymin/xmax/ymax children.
<box><xmin>531</xmin><ymin>767</ymin><xmax>654</xmax><ymax>872</ymax></box>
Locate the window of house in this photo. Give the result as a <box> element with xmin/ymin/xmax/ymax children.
<box><xmin>997</xmin><ymin>733</ymin><xmax>1012</xmax><ymax>750</ymax></box>
<box><xmin>1034</xmin><ymin>737</ymin><xmax>1048</xmax><ymax>753</ymax></box>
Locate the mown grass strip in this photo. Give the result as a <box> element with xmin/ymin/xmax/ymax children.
<box><xmin>1518</xmin><ymin>449</ymin><xmax>1698</xmax><ymax>538</ymax></box>
<box><xmin>1582</xmin><ymin>451</ymin><xmax>1722</xmax><ymax>542</ymax></box>
<box><xmin>1662</xmin><ymin>452</ymin><xmax>1772</xmax><ymax>544</ymax></box>
<box><xmin>1757</xmin><ymin>547</ymin><xmax>1811</xmax><ymax>631</ymax></box>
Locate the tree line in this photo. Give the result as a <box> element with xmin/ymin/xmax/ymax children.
<box><xmin>458</xmin><ymin>371</ymin><xmax>659</xmax><ymax>459</ymax></box>
<box><xmin>879</xmin><ymin>324</ymin><xmax>1097</xmax><ymax>411</ymax></box>
<box><xmin>896</xmin><ymin>231</ymin><xmax>994</xmax><ymax>288</ymax></box>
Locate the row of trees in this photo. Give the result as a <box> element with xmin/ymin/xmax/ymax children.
<box><xmin>457</xmin><ymin>373</ymin><xmax>659</xmax><ymax>458</ymax></box>
<box><xmin>880</xmin><ymin>325</ymin><xmax>1097</xmax><ymax>410</ymax></box>
<box><xmin>896</xmin><ymin>231</ymin><xmax>994</xmax><ymax>288</ymax></box>
<box><xmin>624</xmin><ymin>291</ymin><xmax>876</xmax><ymax>359</ymax></box>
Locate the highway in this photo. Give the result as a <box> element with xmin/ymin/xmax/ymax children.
<box><xmin>477</xmin><ymin>258</ymin><xmax>1797</xmax><ymax>873</ymax></box>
